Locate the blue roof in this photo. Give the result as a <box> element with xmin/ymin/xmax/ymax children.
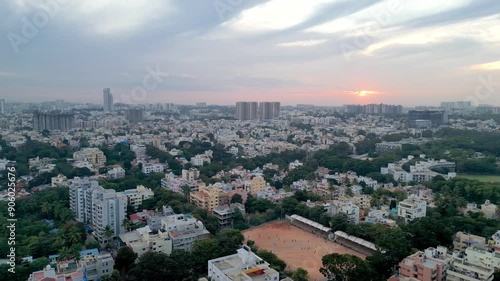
<box><xmin>123</xmin><ymin>190</ymin><xmax>137</xmax><ymax>195</ymax></box>
<box><xmin>49</xmin><ymin>254</ymin><xmax>60</xmax><ymax>260</ymax></box>
<box><xmin>80</xmin><ymin>248</ymin><xmax>99</xmax><ymax>257</ymax></box>
<box><xmin>84</xmin><ymin>225</ymin><xmax>94</xmax><ymax>232</ymax></box>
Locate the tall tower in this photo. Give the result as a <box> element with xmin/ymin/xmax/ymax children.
<box><xmin>0</xmin><ymin>99</ymin><xmax>5</xmax><ymax>115</ymax></box>
<box><xmin>103</xmin><ymin>88</ymin><xmax>114</xmax><ymax>112</ymax></box>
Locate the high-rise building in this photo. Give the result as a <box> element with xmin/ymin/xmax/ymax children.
<box><xmin>32</xmin><ymin>111</ymin><xmax>75</xmax><ymax>131</ymax></box>
<box><xmin>125</xmin><ymin>108</ymin><xmax>144</xmax><ymax>123</ymax></box>
<box><xmin>408</xmin><ymin>110</ymin><xmax>448</xmax><ymax>127</ymax></box>
<box><xmin>236</xmin><ymin>102</ymin><xmax>258</xmax><ymax>120</ymax></box>
<box><xmin>69</xmin><ymin>177</ymin><xmax>127</xmax><ymax>243</ymax></box>
<box><xmin>103</xmin><ymin>88</ymin><xmax>114</xmax><ymax>112</ymax></box>
<box><xmin>259</xmin><ymin>102</ymin><xmax>280</xmax><ymax>120</ymax></box>
<box><xmin>0</xmin><ymin>99</ymin><xmax>5</xmax><ymax>115</ymax></box>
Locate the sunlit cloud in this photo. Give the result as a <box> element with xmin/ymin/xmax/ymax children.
<box><xmin>277</xmin><ymin>39</ymin><xmax>327</xmax><ymax>47</ymax></box>
<box><xmin>470</xmin><ymin>61</ymin><xmax>500</xmax><ymax>70</ymax></box>
<box><xmin>348</xmin><ymin>90</ymin><xmax>379</xmax><ymax>97</ymax></box>
<box><xmin>225</xmin><ymin>0</ymin><xmax>334</xmax><ymax>32</ymax></box>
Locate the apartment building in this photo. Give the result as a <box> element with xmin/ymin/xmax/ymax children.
<box><xmin>119</xmin><ymin>226</ymin><xmax>173</xmax><ymax>257</ymax></box>
<box><xmin>352</xmin><ymin>195</ymin><xmax>372</xmax><ymax>210</ymax></box>
<box><xmin>51</xmin><ymin>174</ymin><xmax>68</xmax><ymax>187</ymax></box>
<box><xmin>463</xmin><ymin>244</ymin><xmax>500</xmax><ymax>271</ymax></box>
<box><xmin>249</xmin><ymin>176</ymin><xmax>267</xmax><ymax>195</ymax></box>
<box><xmin>69</xmin><ymin>178</ymin><xmax>127</xmax><ymax>243</ymax></box>
<box><xmin>161</xmin><ymin>214</ymin><xmax>210</xmax><ymax>251</ymax></box>
<box><xmin>326</xmin><ymin>199</ymin><xmax>360</xmax><ymax>224</ymax></box>
<box><xmin>182</xmin><ymin>168</ymin><xmax>200</xmax><ymax>181</ymax></box>
<box><xmin>79</xmin><ymin>249</ymin><xmax>115</xmax><ymax>281</ymax></box>
<box><xmin>73</xmin><ymin>148</ymin><xmax>106</xmax><ymax>166</ymax></box>
<box><xmin>190</xmin><ymin>184</ymin><xmax>221</xmax><ymax>213</ymax></box>
<box><xmin>142</xmin><ymin>163</ymin><xmax>164</xmax><ymax>174</ymax></box>
<box><xmin>107</xmin><ymin>165</ymin><xmax>125</xmax><ymax>179</ymax></box>
<box><xmin>120</xmin><ymin>185</ymin><xmax>154</xmax><ymax>209</ymax></box>
<box><xmin>213</xmin><ymin>206</ymin><xmax>234</xmax><ymax>230</ymax></box>
<box><xmin>447</xmin><ymin>252</ymin><xmax>494</xmax><ymax>281</ymax></box>
<box><xmin>398</xmin><ymin>195</ymin><xmax>427</xmax><ymax>223</ymax></box>
<box><xmin>389</xmin><ymin>247</ymin><xmax>449</xmax><ymax>281</ymax></box>
<box><xmin>208</xmin><ymin>245</ymin><xmax>279</xmax><ymax>281</ymax></box>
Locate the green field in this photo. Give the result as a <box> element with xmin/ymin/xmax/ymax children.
<box><xmin>458</xmin><ymin>174</ymin><xmax>500</xmax><ymax>183</ymax></box>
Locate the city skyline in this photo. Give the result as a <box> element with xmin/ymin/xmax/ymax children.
<box><xmin>1</xmin><ymin>1</ymin><xmax>499</xmax><ymax>106</ymax></box>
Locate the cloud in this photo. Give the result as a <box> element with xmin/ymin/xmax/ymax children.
<box><xmin>277</xmin><ymin>39</ymin><xmax>327</xmax><ymax>47</ymax></box>
<box><xmin>470</xmin><ymin>61</ymin><xmax>500</xmax><ymax>70</ymax></box>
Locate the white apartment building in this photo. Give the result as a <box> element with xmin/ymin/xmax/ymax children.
<box><xmin>79</xmin><ymin>249</ymin><xmax>115</xmax><ymax>281</ymax></box>
<box><xmin>381</xmin><ymin>156</ymin><xmax>456</xmax><ymax>183</ymax></box>
<box><xmin>107</xmin><ymin>165</ymin><xmax>125</xmax><ymax>179</ymax></box>
<box><xmin>447</xmin><ymin>252</ymin><xmax>494</xmax><ymax>281</ymax></box>
<box><xmin>464</xmin><ymin>245</ymin><xmax>500</xmax><ymax>271</ymax></box>
<box><xmin>51</xmin><ymin>174</ymin><xmax>68</xmax><ymax>187</ymax></box>
<box><xmin>119</xmin><ymin>185</ymin><xmax>154</xmax><ymax>209</ymax></box>
<box><xmin>325</xmin><ymin>200</ymin><xmax>360</xmax><ymax>224</ymax></box>
<box><xmin>73</xmin><ymin>148</ymin><xmax>107</xmax><ymax>166</ymax></box>
<box><xmin>142</xmin><ymin>163</ymin><xmax>164</xmax><ymax>174</ymax></box>
<box><xmin>161</xmin><ymin>214</ymin><xmax>210</xmax><ymax>251</ymax></box>
<box><xmin>208</xmin><ymin>245</ymin><xmax>279</xmax><ymax>281</ymax></box>
<box><xmin>398</xmin><ymin>195</ymin><xmax>427</xmax><ymax>223</ymax></box>
<box><xmin>69</xmin><ymin>177</ymin><xmax>127</xmax><ymax>244</ymax></box>
<box><xmin>119</xmin><ymin>226</ymin><xmax>173</xmax><ymax>257</ymax></box>
<box><xmin>191</xmin><ymin>155</ymin><xmax>210</xmax><ymax>166</ymax></box>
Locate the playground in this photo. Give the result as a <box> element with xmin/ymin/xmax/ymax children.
<box><xmin>242</xmin><ymin>220</ymin><xmax>366</xmax><ymax>281</ymax></box>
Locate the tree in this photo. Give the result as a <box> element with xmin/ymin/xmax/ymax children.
<box><xmin>104</xmin><ymin>225</ymin><xmax>114</xmax><ymax>242</ymax></box>
<box><xmin>292</xmin><ymin>267</ymin><xmax>309</xmax><ymax>281</ymax></box>
<box><xmin>320</xmin><ymin>253</ymin><xmax>373</xmax><ymax>281</ymax></box>
<box><xmin>216</xmin><ymin>229</ymin><xmax>244</xmax><ymax>256</ymax></box>
<box><xmin>115</xmin><ymin>246</ymin><xmax>137</xmax><ymax>277</ymax></box>
<box><xmin>131</xmin><ymin>252</ymin><xmax>177</xmax><ymax>281</ymax></box>
<box><xmin>256</xmin><ymin>250</ymin><xmax>287</xmax><ymax>272</ymax></box>
<box><xmin>231</xmin><ymin>193</ymin><xmax>243</xmax><ymax>204</ymax></box>
<box><xmin>100</xmin><ymin>269</ymin><xmax>121</xmax><ymax>281</ymax></box>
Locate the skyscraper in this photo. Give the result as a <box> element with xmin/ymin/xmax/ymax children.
<box><xmin>236</xmin><ymin>102</ymin><xmax>258</xmax><ymax>120</ymax></box>
<box><xmin>0</xmin><ymin>99</ymin><xmax>4</xmax><ymax>115</ymax></box>
<box><xmin>125</xmin><ymin>108</ymin><xmax>144</xmax><ymax>123</ymax></box>
<box><xmin>103</xmin><ymin>88</ymin><xmax>114</xmax><ymax>112</ymax></box>
<box><xmin>259</xmin><ymin>102</ymin><xmax>280</xmax><ymax>120</ymax></box>
<box><xmin>32</xmin><ymin>111</ymin><xmax>75</xmax><ymax>131</ymax></box>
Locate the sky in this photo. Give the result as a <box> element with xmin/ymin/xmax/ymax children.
<box><xmin>1</xmin><ymin>0</ymin><xmax>500</xmax><ymax>106</ymax></box>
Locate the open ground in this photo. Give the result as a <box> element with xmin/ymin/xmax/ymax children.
<box><xmin>458</xmin><ymin>174</ymin><xmax>500</xmax><ymax>183</ymax></box>
<box><xmin>242</xmin><ymin>220</ymin><xmax>366</xmax><ymax>281</ymax></box>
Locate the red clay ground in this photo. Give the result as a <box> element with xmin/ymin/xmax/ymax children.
<box><xmin>243</xmin><ymin>220</ymin><xmax>366</xmax><ymax>281</ymax></box>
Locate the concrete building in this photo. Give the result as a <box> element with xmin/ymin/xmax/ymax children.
<box><xmin>398</xmin><ymin>195</ymin><xmax>427</xmax><ymax>223</ymax></box>
<box><xmin>182</xmin><ymin>168</ymin><xmax>200</xmax><ymax>181</ymax></box>
<box><xmin>236</xmin><ymin>102</ymin><xmax>258</xmax><ymax>121</ymax></box>
<box><xmin>103</xmin><ymin>88</ymin><xmax>114</xmax><ymax>112</ymax></box>
<box><xmin>141</xmin><ymin>163</ymin><xmax>164</xmax><ymax>174</ymax></box>
<box><xmin>125</xmin><ymin>108</ymin><xmax>144</xmax><ymax>123</ymax></box>
<box><xmin>107</xmin><ymin>165</ymin><xmax>125</xmax><ymax>179</ymax></box>
<box><xmin>408</xmin><ymin>110</ymin><xmax>448</xmax><ymax>127</ymax></box>
<box><xmin>326</xmin><ymin>200</ymin><xmax>360</xmax><ymax>224</ymax></box>
<box><xmin>208</xmin><ymin>245</ymin><xmax>279</xmax><ymax>281</ymax></box>
<box><xmin>73</xmin><ymin>148</ymin><xmax>107</xmax><ymax>166</ymax></box>
<box><xmin>259</xmin><ymin>102</ymin><xmax>280</xmax><ymax>120</ymax></box>
<box><xmin>453</xmin><ymin>232</ymin><xmax>486</xmax><ymax>252</ymax></box>
<box><xmin>69</xmin><ymin>178</ymin><xmax>127</xmax><ymax>243</ymax></box>
<box><xmin>0</xmin><ymin>99</ymin><xmax>4</xmax><ymax>114</ymax></box>
<box><xmin>213</xmin><ymin>206</ymin><xmax>234</xmax><ymax>230</ymax></box>
<box><xmin>51</xmin><ymin>174</ymin><xmax>68</xmax><ymax>187</ymax></box>
<box><xmin>376</xmin><ymin>142</ymin><xmax>402</xmax><ymax>153</ymax></box>
<box><xmin>79</xmin><ymin>249</ymin><xmax>115</xmax><ymax>281</ymax></box>
<box><xmin>463</xmin><ymin>244</ymin><xmax>500</xmax><ymax>271</ymax></box>
<box><xmin>352</xmin><ymin>195</ymin><xmax>372</xmax><ymax>210</ymax></box>
<box><xmin>161</xmin><ymin>214</ymin><xmax>210</xmax><ymax>251</ymax></box>
<box><xmin>120</xmin><ymin>185</ymin><xmax>154</xmax><ymax>209</ymax></box>
<box><xmin>447</xmin><ymin>252</ymin><xmax>494</xmax><ymax>281</ymax></box>
<box><xmin>249</xmin><ymin>176</ymin><xmax>267</xmax><ymax>195</ymax></box>
<box><xmin>481</xmin><ymin>200</ymin><xmax>499</xmax><ymax>219</ymax></box>
<box><xmin>33</xmin><ymin>111</ymin><xmax>75</xmax><ymax>131</ymax></box>
<box><xmin>190</xmin><ymin>184</ymin><xmax>221</xmax><ymax>213</ymax></box>
<box><xmin>389</xmin><ymin>246</ymin><xmax>449</xmax><ymax>281</ymax></box>
<box><xmin>119</xmin><ymin>226</ymin><xmax>172</xmax><ymax>257</ymax></box>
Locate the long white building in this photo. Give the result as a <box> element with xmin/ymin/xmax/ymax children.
<box><xmin>398</xmin><ymin>195</ymin><xmax>427</xmax><ymax>223</ymax></box>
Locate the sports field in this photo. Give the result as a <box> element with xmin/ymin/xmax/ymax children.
<box><xmin>458</xmin><ymin>174</ymin><xmax>500</xmax><ymax>183</ymax></box>
<box><xmin>242</xmin><ymin>220</ymin><xmax>366</xmax><ymax>281</ymax></box>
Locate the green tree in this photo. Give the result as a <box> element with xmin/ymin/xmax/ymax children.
<box><xmin>100</xmin><ymin>269</ymin><xmax>121</xmax><ymax>281</ymax></box>
<box><xmin>131</xmin><ymin>252</ymin><xmax>177</xmax><ymax>281</ymax></box>
<box><xmin>292</xmin><ymin>267</ymin><xmax>309</xmax><ymax>281</ymax></box>
<box><xmin>320</xmin><ymin>253</ymin><xmax>373</xmax><ymax>281</ymax></box>
<box><xmin>115</xmin><ymin>246</ymin><xmax>137</xmax><ymax>277</ymax></box>
<box><xmin>231</xmin><ymin>193</ymin><xmax>243</xmax><ymax>204</ymax></box>
<box><xmin>256</xmin><ymin>250</ymin><xmax>287</xmax><ymax>272</ymax></box>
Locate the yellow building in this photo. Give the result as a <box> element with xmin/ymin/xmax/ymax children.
<box><xmin>190</xmin><ymin>184</ymin><xmax>221</xmax><ymax>212</ymax></box>
<box><xmin>73</xmin><ymin>148</ymin><xmax>106</xmax><ymax>166</ymax></box>
<box><xmin>249</xmin><ymin>176</ymin><xmax>267</xmax><ymax>195</ymax></box>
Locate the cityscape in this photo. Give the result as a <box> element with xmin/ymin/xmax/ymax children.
<box><xmin>1</xmin><ymin>1</ymin><xmax>500</xmax><ymax>281</ymax></box>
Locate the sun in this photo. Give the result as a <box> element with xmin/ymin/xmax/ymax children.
<box><xmin>354</xmin><ymin>90</ymin><xmax>376</xmax><ymax>97</ymax></box>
